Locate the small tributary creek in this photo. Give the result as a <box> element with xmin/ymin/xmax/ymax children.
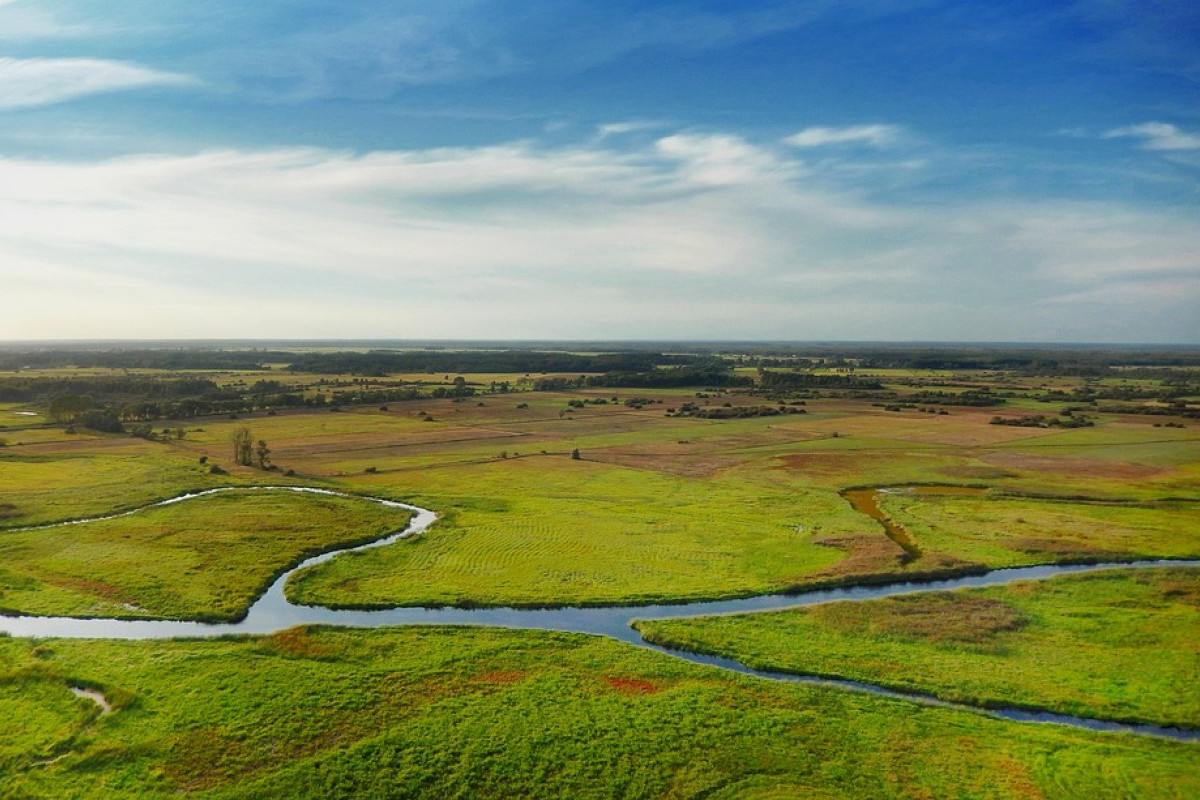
<box><xmin>2</xmin><ymin>486</ymin><xmax>1197</xmax><ymax>741</ymax></box>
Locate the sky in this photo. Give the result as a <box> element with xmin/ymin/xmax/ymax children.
<box><xmin>0</xmin><ymin>1</ymin><xmax>1197</xmax><ymax>343</ymax></box>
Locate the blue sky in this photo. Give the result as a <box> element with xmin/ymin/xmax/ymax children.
<box><xmin>1</xmin><ymin>1</ymin><xmax>1197</xmax><ymax>342</ymax></box>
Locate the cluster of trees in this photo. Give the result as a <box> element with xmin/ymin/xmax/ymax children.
<box><xmin>667</xmin><ymin>403</ymin><xmax>805</xmax><ymax>419</ymax></box>
<box><xmin>904</xmin><ymin>390</ymin><xmax>1004</xmax><ymax>407</ymax></box>
<box><xmin>757</xmin><ymin>371</ymin><xmax>884</xmax><ymax>390</ymax></box>
<box><xmin>0</xmin><ymin>349</ymin><xmax>283</xmax><ymax>372</ymax></box>
<box><xmin>286</xmin><ymin>350</ymin><xmax>684</xmax><ymax>376</ymax></box>
<box><xmin>534</xmin><ymin>365</ymin><xmax>750</xmax><ymax>391</ymax></box>
<box><xmin>0</xmin><ymin>376</ymin><xmax>219</xmax><ymax>404</ymax></box>
<box><xmin>231</xmin><ymin>427</ymin><xmax>272</xmax><ymax>469</ymax></box>
<box><xmin>989</xmin><ymin>414</ymin><xmax>1094</xmax><ymax>429</ymax></box>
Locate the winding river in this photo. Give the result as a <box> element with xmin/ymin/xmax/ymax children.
<box><xmin>2</xmin><ymin>486</ymin><xmax>1197</xmax><ymax>742</ymax></box>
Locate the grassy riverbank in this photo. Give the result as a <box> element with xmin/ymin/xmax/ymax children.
<box><xmin>635</xmin><ymin>568</ymin><xmax>1200</xmax><ymax>730</ymax></box>
<box><xmin>5</xmin><ymin>387</ymin><xmax>1198</xmax><ymax>609</ymax></box>
<box><xmin>0</xmin><ymin>490</ymin><xmax>411</xmax><ymax>621</ymax></box>
<box><xmin>2</xmin><ymin>626</ymin><xmax>1198</xmax><ymax>799</ymax></box>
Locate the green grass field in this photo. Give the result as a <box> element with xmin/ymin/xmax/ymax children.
<box><xmin>2</xmin><ymin>626</ymin><xmax>1197</xmax><ymax>799</ymax></box>
<box><xmin>635</xmin><ymin>568</ymin><xmax>1200</xmax><ymax>729</ymax></box>
<box><xmin>288</xmin><ymin>457</ymin><xmax>869</xmax><ymax>608</ymax></box>
<box><xmin>876</xmin><ymin>493</ymin><xmax>1200</xmax><ymax>567</ymax></box>
<box><xmin>0</xmin><ymin>490</ymin><xmax>411</xmax><ymax>621</ymax></box>
<box><xmin>5</xmin><ymin>387</ymin><xmax>1197</xmax><ymax>610</ymax></box>
<box><xmin>2</xmin><ymin>368</ymin><xmax>1198</xmax><ymax>797</ymax></box>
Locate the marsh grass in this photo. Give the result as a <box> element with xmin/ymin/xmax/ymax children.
<box><xmin>0</xmin><ymin>491</ymin><xmax>411</xmax><ymax>621</ymax></box>
<box><xmin>1</xmin><ymin>627</ymin><xmax>1197</xmax><ymax>799</ymax></box>
<box><xmin>636</xmin><ymin>568</ymin><xmax>1200</xmax><ymax>729</ymax></box>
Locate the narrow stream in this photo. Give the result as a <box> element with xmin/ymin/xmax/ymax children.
<box><xmin>2</xmin><ymin>486</ymin><xmax>1197</xmax><ymax>741</ymax></box>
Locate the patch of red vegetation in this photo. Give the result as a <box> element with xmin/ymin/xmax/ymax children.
<box><xmin>989</xmin><ymin>754</ymin><xmax>1047</xmax><ymax>800</ymax></box>
<box><xmin>1009</xmin><ymin>537</ymin><xmax>1112</xmax><ymax>558</ymax></box>
<box><xmin>800</xmin><ymin>533</ymin><xmax>976</xmax><ymax>588</ymax></box>
<box><xmin>49</xmin><ymin>576</ymin><xmax>129</xmax><ymax>602</ymax></box>
<box><xmin>982</xmin><ymin>451</ymin><xmax>1166</xmax><ymax>479</ymax></box>
<box><xmin>803</xmin><ymin>533</ymin><xmax>909</xmax><ymax>581</ymax></box>
<box><xmin>1140</xmin><ymin>573</ymin><xmax>1200</xmax><ymax>607</ymax></box>
<box><xmin>264</xmin><ymin>626</ymin><xmax>334</xmax><ymax>658</ymax></box>
<box><xmin>811</xmin><ymin>592</ymin><xmax>1027</xmax><ymax>645</ymax></box>
<box><xmin>603</xmin><ymin>676</ymin><xmax>662</xmax><ymax>695</ymax></box>
<box><xmin>478</xmin><ymin>669</ymin><xmax>525</xmax><ymax>684</ymax></box>
<box><xmin>589</xmin><ymin>445</ymin><xmax>747</xmax><ymax>477</ymax></box>
<box><xmin>775</xmin><ymin>453</ymin><xmax>858</xmax><ymax>476</ymax></box>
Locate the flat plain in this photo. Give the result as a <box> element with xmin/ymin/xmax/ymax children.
<box><xmin>1</xmin><ymin>347</ymin><xmax>1197</xmax><ymax>797</ymax></box>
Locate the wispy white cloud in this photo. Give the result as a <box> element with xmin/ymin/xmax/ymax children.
<box><xmin>785</xmin><ymin>124</ymin><xmax>902</xmax><ymax>148</ymax></box>
<box><xmin>0</xmin><ymin>133</ymin><xmax>1196</xmax><ymax>341</ymax></box>
<box><xmin>596</xmin><ymin>121</ymin><xmax>665</xmax><ymax>139</ymax></box>
<box><xmin>654</xmin><ymin>133</ymin><xmax>793</xmax><ymax>186</ymax></box>
<box><xmin>0</xmin><ymin>57</ymin><xmax>192</xmax><ymax>109</ymax></box>
<box><xmin>1104</xmin><ymin>122</ymin><xmax>1200</xmax><ymax>151</ymax></box>
<box><xmin>0</xmin><ymin>0</ymin><xmax>86</xmax><ymax>40</ymax></box>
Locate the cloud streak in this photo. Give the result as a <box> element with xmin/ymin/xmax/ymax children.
<box><xmin>1</xmin><ymin>131</ymin><xmax>1196</xmax><ymax>341</ymax></box>
<box><xmin>785</xmin><ymin>124</ymin><xmax>902</xmax><ymax>148</ymax></box>
<box><xmin>0</xmin><ymin>57</ymin><xmax>192</xmax><ymax>109</ymax></box>
<box><xmin>1104</xmin><ymin>122</ymin><xmax>1200</xmax><ymax>151</ymax></box>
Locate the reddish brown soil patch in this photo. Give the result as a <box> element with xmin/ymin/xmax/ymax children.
<box><xmin>602</xmin><ymin>677</ymin><xmax>662</xmax><ymax>695</ymax></box>
<box><xmin>982</xmin><ymin>452</ymin><xmax>1166</xmax><ymax>480</ymax></box>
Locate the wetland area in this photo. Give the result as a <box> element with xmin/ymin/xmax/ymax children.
<box><xmin>1</xmin><ymin>343</ymin><xmax>1198</xmax><ymax>798</ymax></box>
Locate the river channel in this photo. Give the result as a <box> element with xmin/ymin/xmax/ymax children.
<box><xmin>2</xmin><ymin>486</ymin><xmax>1197</xmax><ymax>741</ymax></box>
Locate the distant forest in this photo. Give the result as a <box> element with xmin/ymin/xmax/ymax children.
<box><xmin>1</xmin><ymin>343</ymin><xmax>1196</xmax><ymax>428</ymax></box>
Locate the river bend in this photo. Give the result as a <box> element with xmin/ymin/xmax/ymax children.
<box><xmin>2</xmin><ymin>486</ymin><xmax>1197</xmax><ymax>742</ymax></box>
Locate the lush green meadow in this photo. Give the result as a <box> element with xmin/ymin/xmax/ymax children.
<box><xmin>636</xmin><ymin>568</ymin><xmax>1200</xmax><ymax>729</ymax></box>
<box><xmin>876</xmin><ymin>492</ymin><xmax>1200</xmax><ymax>566</ymax></box>
<box><xmin>3</xmin><ymin>381</ymin><xmax>1199</xmax><ymax>610</ymax></box>
<box><xmin>2</xmin><ymin>626</ymin><xmax>1197</xmax><ymax>799</ymax></box>
<box><xmin>0</xmin><ymin>491</ymin><xmax>411</xmax><ymax>621</ymax></box>
<box><xmin>2</xmin><ymin>350</ymin><xmax>1198</xmax><ymax>797</ymax></box>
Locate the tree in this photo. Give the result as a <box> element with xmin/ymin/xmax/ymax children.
<box><xmin>254</xmin><ymin>439</ymin><xmax>272</xmax><ymax>470</ymax></box>
<box><xmin>231</xmin><ymin>427</ymin><xmax>253</xmax><ymax>466</ymax></box>
<box><xmin>48</xmin><ymin>394</ymin><xmax>94</xmax><ymax>423</ymax></box>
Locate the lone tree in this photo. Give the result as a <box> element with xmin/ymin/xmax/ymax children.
<box><xmin>254</xmin><ymin>439</ymin><xmax>272</xmax><ymax>470</ymax></box>
<box><xmin>231</xmin><ymin>427</ymin><xmax>253</xmax><ymax>466</ymax></box>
